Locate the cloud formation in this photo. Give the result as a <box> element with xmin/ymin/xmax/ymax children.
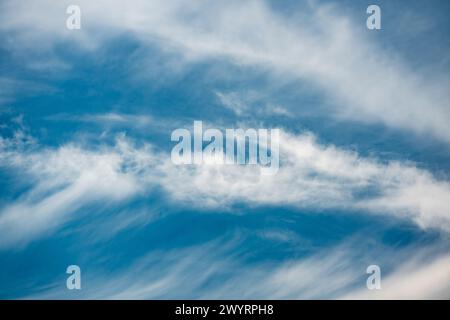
<box><xmin>1</xmin><ymin>0</ymin><xmax>449</xmax><ymax>142</ymax></box>
<box><xmin>1</xmin><ymin>127</ymin><xmax>450</xmax><ymax>249</ymax></box>
<box><xmin>1</xmin><ymin>0</ymin><xmax>449</xmax><ymax>300</ymax></box>
<box><xmin>25</xmin><ymin>237</ymin><xmax>450</xmax><ymax>299</ymax></box>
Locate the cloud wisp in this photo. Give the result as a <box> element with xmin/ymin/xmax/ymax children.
<box><xmin>25</xmin><ymin>237</ymin><xmax>450</xmax><ymax>299</ymax></box>
<box><xmin>1</xmin><ymin>127</ymin><xmax>450</xmax><ymax>249</ymax></box>
<box><xmin>1</xmin><ymin>0</ymin><xmax>450</xmax><ymax>142</ymax></box>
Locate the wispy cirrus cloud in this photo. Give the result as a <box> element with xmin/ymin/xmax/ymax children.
<box><xmin>0</xmin><ymin>135</ymin><xmax>155</xmax><ymax>249</ymax></box>
<box><xmin>160</xmin><ymin>130</ymin><xmax>450</xmax><ymax>233</ymax></box>
<box><xmin>215</xmin><ymin>91</ymin><xmax>292</xmax><ymax>118</ymax></box>
<box><xmin>1</xmin><ymin>126</ymin><xmax>450</xmax><ymax>249</ymax></box>
<box><xmin>24</xmin><ymin>236</ymin><xmax>450</xmax><ymax>299</ymax></box>
<box><xmin>45</xmin><ymin>112</ymin><xmax>155</xmax><ymax>128</ymax></box>
<box><xmin>1</xmin><ymin>0</ymin><xmax>449</xmax><ymax>300</ymax></box>
<box><xmin>1</xmin><ymin>0</ymin><xmax>449</xmax><ymax>142</ymax></box>
<box><xmin>343</xmin><ymin>253</ymin><xmax>450</xmax><ymax>300</ymax></box>
<box><xmin>44</xmin><ymin>112</ymin><xmax>186</xmax><ymax>133</ymax></box>
<box><xmin>0</xmin><ymin>77</ymin><xmax>57</xmax><ymax>107</ymax></box>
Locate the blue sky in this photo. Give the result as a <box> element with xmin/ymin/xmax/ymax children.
<box><xmin>0</xmin><ymin>0</ymin><xmax>450</xmax><ymax>299</ymax></box>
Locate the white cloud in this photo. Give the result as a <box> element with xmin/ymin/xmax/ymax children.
<box><xmin>343</xmin><ymin>253</ymin><xmax>450</xmax><ymax>299</ymax></box>
<box><xmin>0</xmin><ymin>77</ymin><xmax>56</xmax><ymax>107</ymax></box>
<box><xmin>215</xmin><ymin>90</ymin><xmax>293</xmax><ymax>117</ymax></box>
<box><xmin>25</xmin><ymin>238</ymin><xmax>450</xmax><ymax>299</ymax></box>
<box><xmin>2</xmin><ymin>0</ymin><xmax>449</xmax><ymax>299</ymax></box>
<box><xmin>159</xmin><ymin>130</ymin><xmax>450</xmax><ymax>232</ymax></box>
<box><xmin>46</xmin><ymin>112</ymin><xmax>155</xmax><ymax>128</ymax></box>
<box><xmin>0</xmin><ymin>136</ymin><xmax>153</xmax><ymax>248</ymax></box>
<box><xmin>1</xmin><ymin>0</ymin><xmax>449</xmax><ymax>141</ymax></box>
<box><xmin>1</xmin><ymin>127</ymin><xmax>450</xmax><ymax>249</ymax></box>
